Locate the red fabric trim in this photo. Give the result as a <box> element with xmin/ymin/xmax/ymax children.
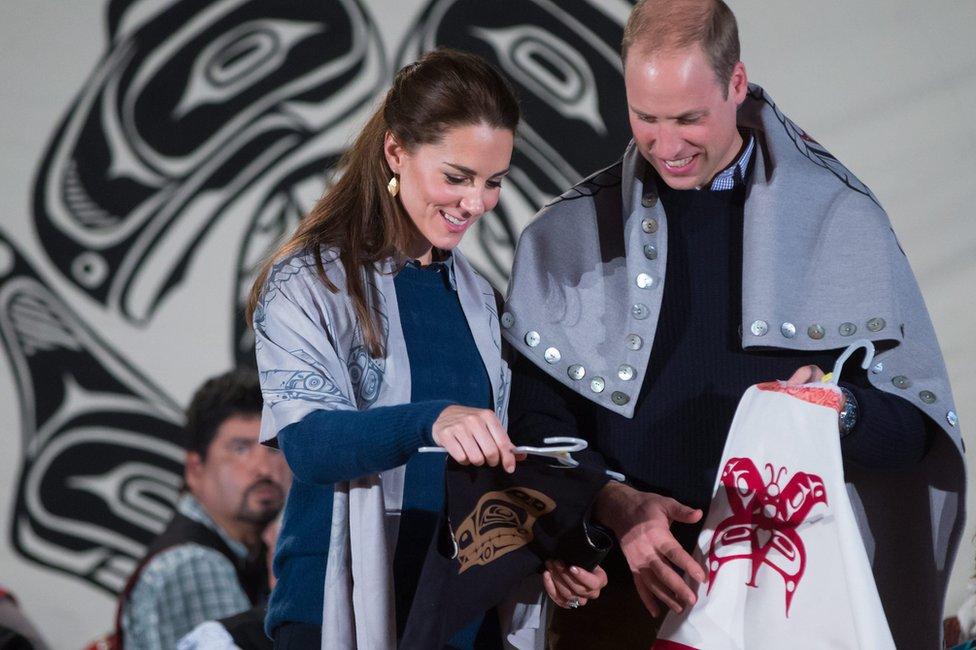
<box><xmin>652</xmin><ymin>641</ymin><xmax>700</xmax><ymax>650</ymax></box>
<box><xmin>755</xmin><ymin>381</ymin><xmax>843</xmax><ymax>412</ymax></box>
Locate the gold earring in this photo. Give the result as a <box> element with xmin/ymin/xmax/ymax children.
<box><xmin>387</xmin><ymin>175</ymin><xmax>399</xmax><ymax>198</ymax></box>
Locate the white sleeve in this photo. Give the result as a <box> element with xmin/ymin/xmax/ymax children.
<box><xmin>177</xmin><ymin>621</ymin><xmax>241</xmax><ymax>650</ymax></box>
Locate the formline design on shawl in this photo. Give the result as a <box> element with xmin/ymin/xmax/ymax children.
<box><xmin>746</xmin><ymin>85</ymin><xmax>878</xmax><ymax>206</ymax></box>
<box><xmin>345</xmin><ymin>274</ymin><xmax>389</xmax><ymax>409</ymax></box>
<box><xmin>480</xmin><ymin>285</ymin><xmax>510</xmax><ymax>418</ymax></box>
<box><xmin>256</xmin><ymin>254</ymin><xmax>358</xmax><ymax>411</ymax></box>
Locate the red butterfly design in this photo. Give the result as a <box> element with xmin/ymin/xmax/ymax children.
<box><xmin>706</xmin><ymin>457</ymin><xmax>827</xmax><ymax>615</ymax></box>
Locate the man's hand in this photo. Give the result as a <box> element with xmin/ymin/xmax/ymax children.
<box><xmin>786</xmin><ymin>365</ymin><xmax>825</xmax><ymax>385</ymax></box>
<box><xmin>594</xmin><ymin>482</ymin><xmax>705</xmax><ymax>617</ymax></box>
<box><xmin>785</xmin><ymin>365</ymin><xmax>847</xmax><ymax>408</ymax></box>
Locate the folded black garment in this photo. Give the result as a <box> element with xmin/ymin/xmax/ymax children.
<box><xmin>218</xmin><ymin>605</ymin><xmax>272</xmax><ymax>650</ymax></box>
<box><xmin>401</xmin><ymin>455</ymin><xmax>613</xmax><ymax>649</ymax></box>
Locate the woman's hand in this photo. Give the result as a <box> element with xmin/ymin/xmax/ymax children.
<box><xmin>431</xmin><ymin>405</ymin><xmax>520</xmax><ymax>473</ymax></box>
<box><xmin>543</xmin><ymin>560</ymin><xmax>608</xmax><ymax>609</ymax></box>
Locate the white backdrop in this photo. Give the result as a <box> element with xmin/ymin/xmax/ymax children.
<box><xmin>1</xmin><ymin>1</ymin><xmax>974</xmax><ymax>647</ymax></box>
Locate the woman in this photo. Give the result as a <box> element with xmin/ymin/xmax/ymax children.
<box><xmin>247</xmin><ymin>49</ymin><xmax>604</xmax><ymax>649</ymax></box>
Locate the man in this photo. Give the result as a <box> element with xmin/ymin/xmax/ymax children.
<box><xmin>502</xmin><ymin>1</ymin><xmax>964</xmax><ymax>647</ymax></box>
<box><xmin>116</xmin><ymin>369</ymin><xmax>290</xmax><ymax>649</ymax></box>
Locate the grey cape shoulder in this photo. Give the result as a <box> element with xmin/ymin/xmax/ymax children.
<box><xmin>520</xmin><ymin>160</ymin><xmax>625</xmax><ymax>244</ymax></box>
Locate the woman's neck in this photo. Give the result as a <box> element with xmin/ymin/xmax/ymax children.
<box><xmin>403</xmin><ymin>233</ymin><xmax>434</xmax><ymax>266</ymax></box>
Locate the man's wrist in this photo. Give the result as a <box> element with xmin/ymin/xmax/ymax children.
<box><xmin>594</xmin><ymin>481</ymin><xmax>635</xmax><ymax>534</ymax></box>
<box><xmin>838</xmin><ymin>386</ymin><xmax>858</xmax><ymax>437</ymax></box>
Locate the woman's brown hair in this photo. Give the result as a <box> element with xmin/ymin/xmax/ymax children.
<box><xmin>246</xmin><ymin>49</ymin><xmax>519</xmax><ymax>357</ymax></box>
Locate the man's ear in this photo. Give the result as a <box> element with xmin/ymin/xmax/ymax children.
<box><xmin>184</xmin><ymin>451</ymin><xmax>204</xmax><ymax>493</ymax></box>
<box><xmin>383</xmin><ymin>131</ymin><xmax>405</xmax><ymax>175</ymax></box>
<box><xmin>729</xmin><ymin>61</ymin><xmax>748</xmax><ymax>106</ymax></box>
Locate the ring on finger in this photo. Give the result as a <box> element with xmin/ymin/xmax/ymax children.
<box><xmin>567</xmin><ymin>597</ymin><xmax>581</xmax><ymax>609</ymax></box>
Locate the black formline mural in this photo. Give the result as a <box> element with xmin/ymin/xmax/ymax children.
<box><xmin>1</xmin><ymin>0</ymin><xmax>634</xmax><ymax>604</ymax></box>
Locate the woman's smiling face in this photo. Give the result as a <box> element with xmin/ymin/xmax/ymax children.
<box><xmin>384</xmin><ymin>122</ymin><xmax>514</xmax><ymax>264</ymax></box>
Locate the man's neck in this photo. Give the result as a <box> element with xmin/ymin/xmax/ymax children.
<box><xmin>699</xmin><ymin>130</ymin><xmax>747</xmax><ymax>189</ymax></box>
<box><xmin>182</xmin><ymin>494</ymin><xmax>263</xmax><ymax>556</ymax></box>
<box><xmin>719</xmin><ymin>130</ymin><xmax>746</xmax><ymax>174</ymax></box>
<box><xmin>211</xmin><ymin>513</ymin><xmax>263</xmax><ymax>554</ymax></box>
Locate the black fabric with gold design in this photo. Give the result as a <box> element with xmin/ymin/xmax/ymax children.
<box><xmin>401</xmin><ymin>455</ymin><xmax>611</xmax><ymax>648</ymax></box>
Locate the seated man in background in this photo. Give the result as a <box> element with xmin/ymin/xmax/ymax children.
<box><xmin>177</xmin><ymin>516</ymin><xmax>281</xmax><ymax>650</ymax></box>
<box><xmin>116</xmin><ymin>369</ymin><xmax>290</xmax><ymax>649</ymax></box>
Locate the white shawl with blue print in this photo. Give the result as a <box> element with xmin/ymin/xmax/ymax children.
<box><xmin>253</xmin><ymin>247</ymin><xmax>537</xmax><ymax>649</ymax></box>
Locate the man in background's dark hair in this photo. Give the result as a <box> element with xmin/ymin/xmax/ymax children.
<box><xmin>183</xmin><ymin>368</ymin><xmax>264</xmax><ymax>459</ymax></box>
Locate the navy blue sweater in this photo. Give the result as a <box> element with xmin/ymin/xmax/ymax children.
<box><xmin>509</xmin><ymin>176</ymin><xmax>931</xmax><ymax>553</ymax></box>
<box><xmin>266</xmin><ymin>259</ymin><xmax>492</xmax><ymax>639</ymax></box>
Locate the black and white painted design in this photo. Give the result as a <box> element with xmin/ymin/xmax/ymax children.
<box><xmin>2</xmin><ymin>0</ymin><xmax>632</xmax><ymax>596</ymax></box>
<box><xmin>0</xmin><ymin>232</ymin><xmax>185</xmax><ymax>595</ymax></box>
<box><xmin>33</xmin><ymin>0</ymin><xmax>388</xmax><ymax>365</ymax></box>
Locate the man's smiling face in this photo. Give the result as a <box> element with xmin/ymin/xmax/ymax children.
<box><xmin>625</xmin><ymin>44</ymin><xmax>747</xmax><ymax>190</ymax></box>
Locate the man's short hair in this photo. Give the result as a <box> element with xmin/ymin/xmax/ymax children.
<box><xmin>622</xmin><ymin>0</ymin><xmax>740</xmax><ymax>94</ymax></box>
<box><xmin>184</xmin><ymin>368</ymin><xmax>262</xmax><ymax>459</ymax></box>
